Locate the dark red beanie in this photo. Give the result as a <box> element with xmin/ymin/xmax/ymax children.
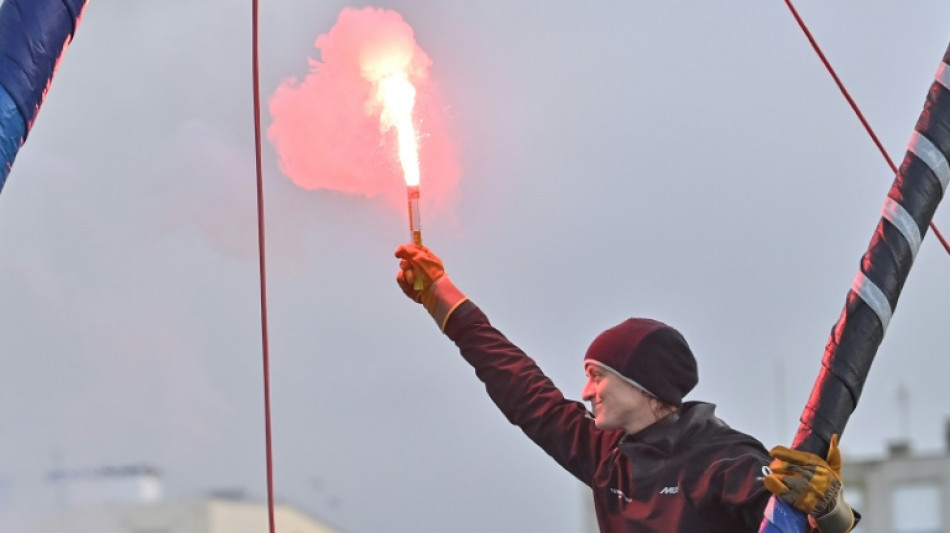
<box><xmin>584</xmin><ymin>318</ymin><xmax>698</xmax><ymax>406</ymax></box>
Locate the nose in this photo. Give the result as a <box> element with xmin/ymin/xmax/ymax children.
<box><xmin>582</xmin><ymin>379</ymin><xmax>594</xmax><ymax>402</ymax></box>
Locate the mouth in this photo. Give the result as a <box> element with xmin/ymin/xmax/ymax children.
<box><xmin>586</xmin><ymin>403</ymin><xmax>599</xmax><ymax>420</ymax></box>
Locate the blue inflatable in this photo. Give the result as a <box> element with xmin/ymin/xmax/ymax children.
<box><xmin>0</xmin><ymin>0</ymin><xmax>86</xmax><ymax>192</ymax></box>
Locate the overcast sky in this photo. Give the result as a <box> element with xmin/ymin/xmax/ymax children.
<box><xmin>1</xmin><ymin>1</ymin><xmax>949</xmax><ymax>532</ymax></box>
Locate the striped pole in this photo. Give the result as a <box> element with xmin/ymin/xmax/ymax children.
<box><xmin>759</xmin><ymin>43</ymin><xmax>950</xmax><ymax>532</ymax></box>
<box><xmin>0</xmin><ymin>0</ymin><xmax>87</xmax><ymax>193</ymax></box>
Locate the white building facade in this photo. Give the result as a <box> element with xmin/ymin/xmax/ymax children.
<box><xmin>32</xmin><ymin>498</ymin><xmax>346</xmax><ymax>533</ymax></box>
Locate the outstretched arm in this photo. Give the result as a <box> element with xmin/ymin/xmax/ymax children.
<box><xmin>394</xmin><ymin>243</ymin><xmax>613</xmax><ymax>484</ymax></box>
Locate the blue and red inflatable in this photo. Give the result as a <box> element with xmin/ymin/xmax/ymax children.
<box><xmin>0</xmin><ymin>0</ymin><xmax>86</xmax><ymax>192</ymax></box>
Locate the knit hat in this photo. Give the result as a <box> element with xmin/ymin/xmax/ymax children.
<box><xmin>584</xmin><ymin>318</ymin><xmax>698</xmax><ymax>406</ymax></box>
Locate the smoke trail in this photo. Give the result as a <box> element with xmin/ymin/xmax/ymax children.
<box><xmin>268</xmin><ymin>7</ymin><xmax>459</xmax><ymax>216</ymax></box>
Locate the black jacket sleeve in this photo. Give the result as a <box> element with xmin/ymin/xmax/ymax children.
<box><xmin>690</xmin><ymin>446</ymin><xmax>771</xmax><ymax>529</ymax></box>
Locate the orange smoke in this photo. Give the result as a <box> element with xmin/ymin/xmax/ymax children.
<box><xmin>268</xmin><ymin>7</ymin><xmax>459</xmax><ymax>215</ymax></box>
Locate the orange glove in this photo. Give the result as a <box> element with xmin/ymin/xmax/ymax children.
<box><xmin>395</xmin><ymin>243</ymin><xmax>446</xmax><ymax>299</ymax></box>
<box><xmin>764</xmin><ymin>435</ymin><xmax>856</xmax><ymax>533</ymax></box>
<box><xmin>395</xmin><ymin>243</ymin><xmax>468</xmax><ymax>331</ymax></box>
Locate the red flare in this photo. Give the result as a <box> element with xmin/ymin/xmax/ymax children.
<box><xmin>267</xmin><ymin>7</ymin><xmax>460</xmax><ymax>217</ymax></box>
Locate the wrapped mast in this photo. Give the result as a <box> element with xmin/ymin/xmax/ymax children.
<box><xmin>760</xmin><ymin>43</ymin><xmax>950</xmax><ymax>532</ymax></box>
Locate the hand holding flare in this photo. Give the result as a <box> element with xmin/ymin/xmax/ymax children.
<box><xmin>395</xmin><ymin>243</ymin><xmax>443</xmax><ymax>296</ymax></box>
<box><xmin>395</xmin><ymin>244</ymin><xmax>468</xmax><ymax>331</ymax></box>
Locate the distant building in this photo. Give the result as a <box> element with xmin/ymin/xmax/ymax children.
<box><xmin>35</xmin><ymin>464</ymin><xmax>345</xmax><ymax>533</ymax></box>
<box><xmin>31</xmin><ymin>497</ymin><xmax>345</xmax><ymax>533</ymax></box>
<box><xmin>843</xmin><ymin>422</ymin><xmax>950</xmax><ymax>533</ymax></box>
<box><xmin>48</xmin><ymin>465</ymin><xmax>163</xmax><ymax>508</ymax></box>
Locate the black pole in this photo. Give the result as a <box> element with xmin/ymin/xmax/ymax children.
<box><xmin>760</xmin><ymin>41</ymin><xmax>950</xmax><ymax>533</ymax></box>
<box><xmin>793</xmin><ymin>44</ymin><xmax>950</xmax><ymax>455</ymax></box>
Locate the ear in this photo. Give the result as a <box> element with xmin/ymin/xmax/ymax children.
<box><xmin>648</xmin><ymin>396</ymin><xmax>677</xmax><ymax>419</ymax></box>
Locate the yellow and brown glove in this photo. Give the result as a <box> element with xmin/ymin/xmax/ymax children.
<box><xmin>395</xmin><ymin>243</ymin><xmax>468</xmax><ymax>331</ymax></box>
<box><xmin>764</xmin><ymin>435</ymin><xmax>857</xmax><ymax>533</ymax></box>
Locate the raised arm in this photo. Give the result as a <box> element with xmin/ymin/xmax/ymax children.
<box><xmin>395</xmin><ymin>243</ymin><xmax>615</xmax><ymax>483</ymax></box>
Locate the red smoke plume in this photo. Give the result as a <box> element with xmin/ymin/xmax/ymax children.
<box><xmin>268</xmin><ymin>7</ymin><xmax>459</xmax><ymax>216</ymax></box>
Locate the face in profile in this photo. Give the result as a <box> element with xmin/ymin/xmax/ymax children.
<box><xmin>582</xmin><ymin>363</ymin><xmax>657</xmax><ymax>433</ymax></box>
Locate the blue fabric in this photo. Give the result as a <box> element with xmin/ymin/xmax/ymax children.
<box><xmin>0</xmin><ymin>0</ymin><xmax>85</xmax><ymax>130</ymax></box>
<box><xmin>0</xmin><ymin>85</ymin><xmax>26</xmax><ymax>191</ymax></box>
<box><xmin>758</xmin><ymin>497</ymin><xmax>808</xmax><ymax>533</ymax></box>
<box><xmin>0</xmin><ymin>0</ymin><xmax>86</xmax><ymax>190</ymax></box>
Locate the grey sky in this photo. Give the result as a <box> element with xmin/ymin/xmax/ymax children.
<box><xmin>1</xmin><ymin>1</ymin><xmax>949</xmax><ymax>532</ymax></box>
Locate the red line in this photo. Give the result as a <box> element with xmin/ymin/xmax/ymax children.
<box><xmin>783</xmin><ymin>0</ymin><xmax>950</xmax><ymax>255</ymax></box>
<box><xmin>251</xmin><ymin>1</ymin><xmax>277</xmax><ymax>532</ymax></box>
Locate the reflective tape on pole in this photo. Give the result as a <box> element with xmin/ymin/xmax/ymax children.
<box><xmin>759</xmin><ymin>44</ymin><xmax>950</xmax><ymax>533</ymax></box>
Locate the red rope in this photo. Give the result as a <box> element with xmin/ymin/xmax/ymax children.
<box><xmin>783</xmin><ymin>0</ymin><xmax>950</xmax><ymax>255</ymax></box>
<box><xmin>251</xmin><ymin>1</ymin><xmax>278</xmax><ymax>532</ymax></box>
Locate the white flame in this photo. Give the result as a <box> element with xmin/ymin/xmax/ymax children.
<box><xmin>376</xmin><ymin>73</ymin><xmax>420</xmax><ymax>187</ymax></box>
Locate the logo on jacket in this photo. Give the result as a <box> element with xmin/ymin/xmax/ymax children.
<box><xmin>610</xmin><ymin>488</ymin><xmax>633</xmax><ymax>503</ymax></box>
<box><xmin>658</xmin><ymin>485</ymin><xmax>679</xmax><ymax>495</ymax></box>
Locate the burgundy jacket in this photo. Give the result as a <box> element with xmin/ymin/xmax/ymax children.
<box><xmin>444</xmin><ymin>301</ymin><xmax>772</xmax><ymax>532</ymax></box>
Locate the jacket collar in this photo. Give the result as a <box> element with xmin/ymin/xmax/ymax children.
<box><xmin>619</xmin><ymin>401</ymin><xmax>717</xmax><ymax>457</ymax></box>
